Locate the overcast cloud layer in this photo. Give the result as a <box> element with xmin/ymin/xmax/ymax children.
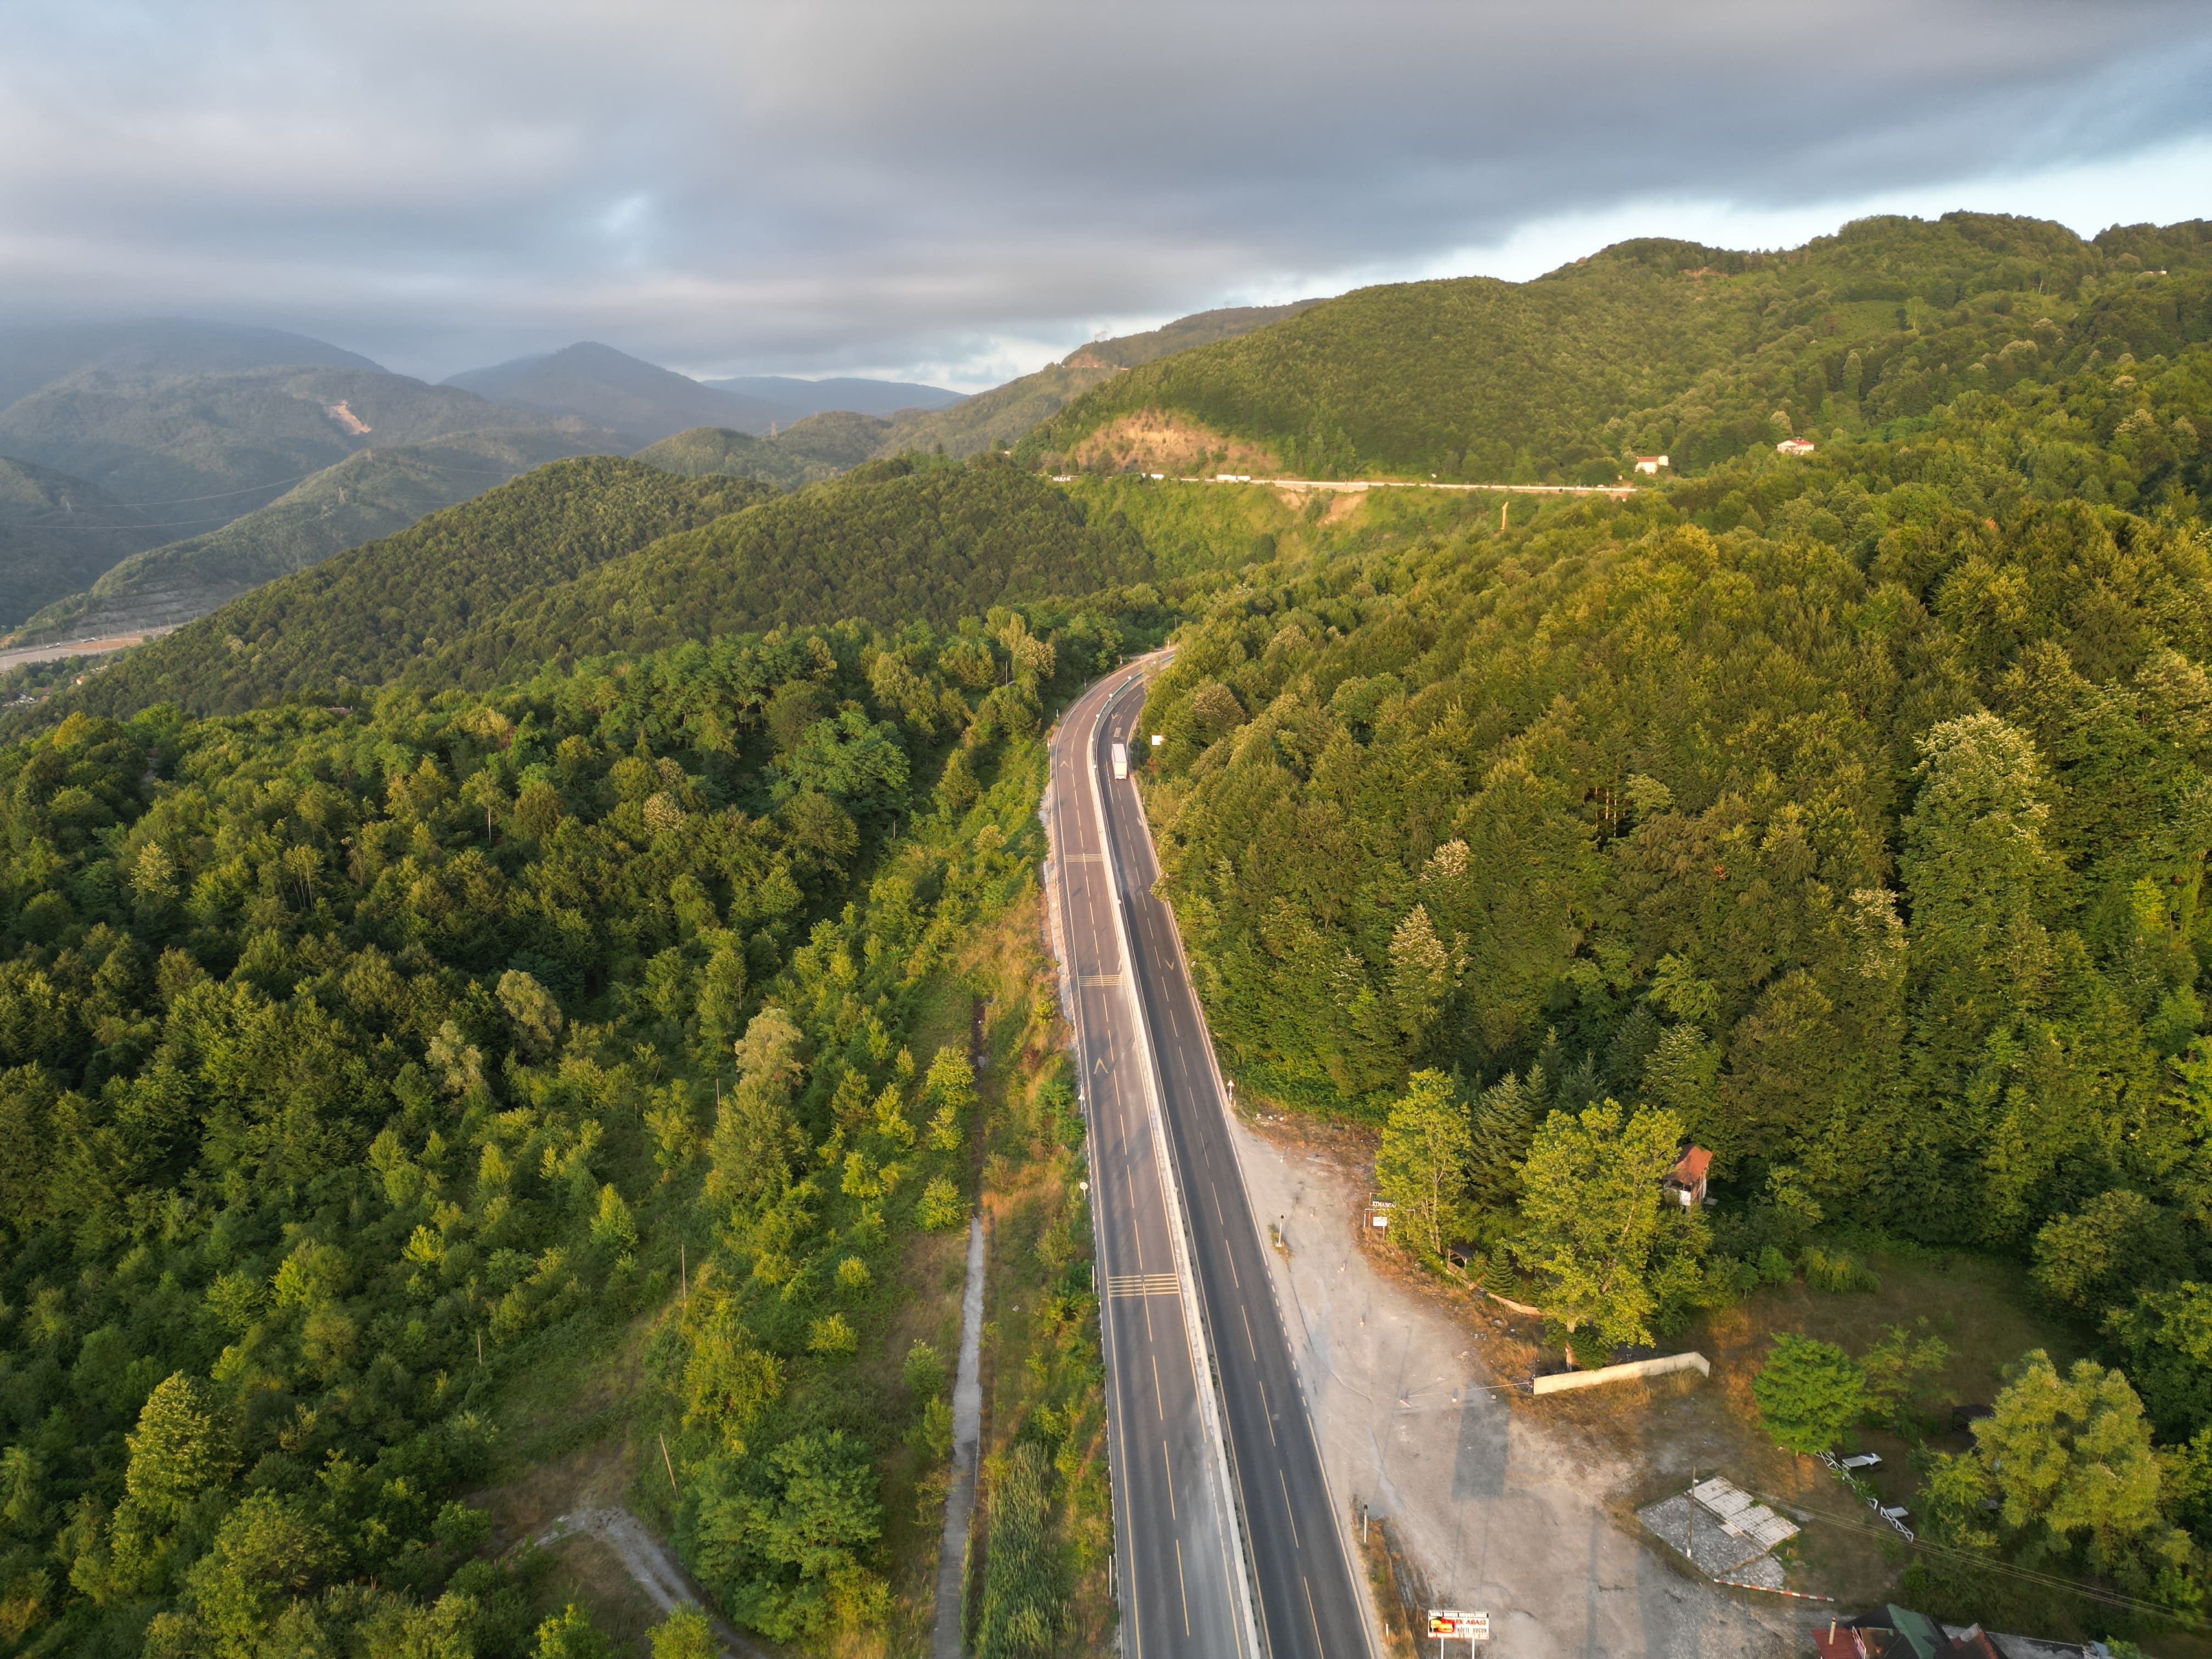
<box><xmin>5</xmin><ymin>0</ymin><xmax>2212</xmax><ymax>387</ymax></box>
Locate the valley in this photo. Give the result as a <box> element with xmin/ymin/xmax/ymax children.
<box><xmin>0</xmin><ymin>208</ymin><xmax>2208</xmax><ymax>1659</ymax></box>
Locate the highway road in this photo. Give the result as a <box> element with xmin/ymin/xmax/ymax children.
<box><xmin>1047</xmin><ymin>660</ymin><xmax>1372</xmax><ymax>1659</ymax></box>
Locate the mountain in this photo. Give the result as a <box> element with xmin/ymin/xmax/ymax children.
<box><xmin>770</xmin><ymin>410</ymin><xmax>894</xmax><ymax>469</ymax></box>
<box><xmin>6</xmin><ymin>426</ymin><xmax>617</xmax><ymax>645</ymax></box>
<box><xmin>1032</xmin><ymin>212</ymin><xmax>2212</xmax><ymax>481</ymax></box>
<box><xmin>32</xmin><ymin>457</ymin><xmax>766</xmax><ymax>724</ymax></box>
<box><xmin>873</xmin><ymin>300</ymin><xmax>1323</xmax><ymax>460</ymax></box>
<box><xmin>0</xmin><ymin>457</ymin><xmax>167</xmax><ymax>630</ymax></box>
<box><xmin>443</xmin><ymin>341</ymin><xmax>794</xmax><ymax>442</ymax></box>
<box><xmin>630</xmin><ymin>425</ymin><xmax>831</xmax><ymax>489</ymax></box>
<box><xmin>415</xmin><ymin>455</ymin><xmax>1150</xmax><ymax>689</ymax></box>
<box><xmin>703</xmin><ymin>374</ymin><xmax>963</xmax><ymax>419</ymax></box>
<box><xmin>0</xmin><ymin>363</ymin><xmax>575</xmax><ymax>529</ymax></box>
<box><xmin>0</xmin><ymin>318</ymin><xmax>381</xmax><ymax>411</ymax></box>
<box><xmin>36</xmin><ymin>454</ymin><xmax>1146</xmax><ymax>721</ymax></box>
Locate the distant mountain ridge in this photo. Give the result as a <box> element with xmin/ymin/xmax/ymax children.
<box><xmin>865</xmin><ymin>300</ymin><xmax>1324</xmax><ymax>459</ymax></box>
<box><xmin>0</xmin><ymin>318</ymin><xmax>381</xmax><ymax>412</ymax></box>
<box><xmin>702</xmin><ymin>375</ymin><xmax>963</xmax><ymax>419</ymax></box>
<box><xmin>0</xmin><ymin>363</ymin><xmax>577</xmax><ymax>525</ymax></box>
<box><xmin>7</xmin><ymin>426</ymin><xmax>616</xmax><ymax>645</ymax></box>
<box><xmin>444</xmin><ymin>342</ymin><xmax>793</xmax><ymax>442</ymax></box>
<box><xmin>1031</xmin><ymin>212</ymin><xmax>2212</xmax><ymax>481</ymax></box>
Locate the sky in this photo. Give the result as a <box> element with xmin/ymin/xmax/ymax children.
<box><xmin>4</xmin><ymin>0</ymin><xmax>2212</xmax><ymax>391</ymax></box>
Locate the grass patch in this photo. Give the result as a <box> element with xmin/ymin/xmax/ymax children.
<box><xmin>963</xmin><ymin>892</ymin><xmax>1113</xmax><ymax>1657</ymax></box>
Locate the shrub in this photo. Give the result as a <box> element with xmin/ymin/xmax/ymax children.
<box><xmin>1802</xmin><ymin>1245</ymin><xmax>1880</xmax><ymax>1294</ymax></box>
<box><xmin>1753</xmin><ymin>1334</ymin><xmax>1867</xmax><ymax>1455</ymax></box>
<box><xmin>918</xmin><ymin>1177</ymin><xmax>968</xmax><ymax>1232</ymax></box>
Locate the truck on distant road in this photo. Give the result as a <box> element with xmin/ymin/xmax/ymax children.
<box><xmin>1110</xmin><ymin>741</ymin><xmax>1128</xmax><ymax>780</ymax></box>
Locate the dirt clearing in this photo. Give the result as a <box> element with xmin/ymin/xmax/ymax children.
<box><xmin>1229</xmin><ymin>1108</ymin><xmax>1812</xmax><ymax>1657</ymax></box>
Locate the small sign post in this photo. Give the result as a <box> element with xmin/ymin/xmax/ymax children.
<box><xmin>1429</xmin><ymin>1609</ymin><xmax>1490</xmax><ymax>1646</ymax></box>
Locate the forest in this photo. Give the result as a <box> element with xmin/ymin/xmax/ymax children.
<box><xmin>1131</xmin><ymin>314</ymin><xmax>2212</xmax><ymax>1630</ymax></box>
<box><xmin>1030</xmin><ymin>213</ymin><xmax>2212</xmax><ymax>485</ymax></box>
<box><xmin>7</xmin><ymin>204</ymin><xmax>2212</xmax><ymax>1651</ymax></box>
<box><xmin>0</xmin><ymin>540</ymin><xmax>1147</xmax><ymax>1655</ymax></box>
<box><xmin>26</xmin><ymin>456</ymin><xmax>1171</xmax><ymax>731</ymax></box>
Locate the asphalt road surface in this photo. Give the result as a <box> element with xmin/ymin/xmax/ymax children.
<box><xmin>1047</xmin><ymin>659</ymin><xmax>1372</xmax><ymax>1659</ymax></box>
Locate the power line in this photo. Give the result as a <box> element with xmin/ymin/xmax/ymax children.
<box><xmin>101</xmin><ymin>454</ymin><xmax>533</xmax><ymax>507</ymax></box>
<box><xmin>104</xmin><ymin>472</ymin><xmax>327</xmax><ymax>506</ymax></box>
<box><xmin>1758</xmin><ymin>1491</ymin><xmax>2208</xmax><ymax>1629</ymax></box>
<box><xmin>25</xmin><ymin>457</ymin><xmax>540</xmax><ymax>530</ymax></box>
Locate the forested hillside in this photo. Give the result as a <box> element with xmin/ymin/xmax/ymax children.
<box><xmin>873</xmin><ymin>300</ymin><xmax>1324</xmax><ymax>461</ymax></box>
<box><xmin>0</xmin><ymin>366</ymin><xmax>569</xmax><ymax>522</ymax></box>
<box><xmin>1135</xmin><ymin>321</ymin><xmax>2212</xmax><ymax>1621</ymax></box>
<box><xmin>0</xmin><ymin>460</ymin><xmax>165</xmax><ymax>631</ymax></box>
<box><xmin>770</xmin><ymin>412</ymin><xmax>893</xmax><ymax>470</ymax></box>
<box><xmin>630</xmin><ymin>426</ymin><xmax>830</xmax><ymax>490</ymax></box>
<box><xmin>27</xmin><ymin>456</ymin><xmax>1158</xmax><ymax>724</ymax></box>
<box><xmin>1035</xmin><ymin>213</ymin><xmax>2212</xmax><ymax>483</ymax></box>
<box><xmin>30</xmin><ymin>460</ymin><xmax>766</xmax><ymax>726</ymax></box>
<box><xmin>0</xmin><ymin>589</ymin><xmax>1138</xmax><ymax>1655</ymax></box>
<box><xmin>443</xmin><ymin>344</ymin><xmax>791</xmax><ymax>444</ymax></box>
<box><xmin>0</xmin><ymin>321</ymin><xmax>380</xmax><ymax>413</ymax></box>
<box><xmin>7</xmin><ymin>430</ymin><xmax>617</xmax><ymax>647</ymax></box>
<box><xmin>401</xmin><ymin>456</ymin><xmax>1155</xmax><ymax>692</ymax></box>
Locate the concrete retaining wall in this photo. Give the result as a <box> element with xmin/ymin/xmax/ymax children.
<box><xmin>1531</xmin><ymin>1352</ymin><xmax>1709</xmax><ymax>1395</ymax></box>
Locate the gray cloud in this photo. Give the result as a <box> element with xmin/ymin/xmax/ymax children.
<box><xmin>3</xmin><ymin>0</ymin><xmax>2210</xmax><ymax>383</ymax></box>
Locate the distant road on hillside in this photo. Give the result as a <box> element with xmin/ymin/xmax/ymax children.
<box><xmin>1062</xmin><ymin>473</ymin><xmax>1640</xmax><ymax>498</ymax></box>
<box><xmin>0</xmin><ymin>627</ymin><xmax>171</xmax><ymax>674</ymax></box>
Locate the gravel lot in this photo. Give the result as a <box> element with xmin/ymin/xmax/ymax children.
<box><xmin>1227</xmin><ymin>1109</ymin><xmax>1814</xmax><ymax>1658</ymax></box>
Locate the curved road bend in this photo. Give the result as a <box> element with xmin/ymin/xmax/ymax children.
<box><xmin>1049</xmin><ymin>661</ymin><xmax>1373</xmax><ymax>1659</ymax></box>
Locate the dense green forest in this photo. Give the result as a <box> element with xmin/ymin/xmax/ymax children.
<box><xmin>0</xmin><ymin>579</ymin><xmax>1142</xmax><ymax>1655</ymax></box>
<box><xmin>1133</xmin><ymin>314</ymin><xmax>2212</xmax><ymax>1627</ymax></box>
<box><xmin>766</xmin><ymin>413</ymin><xmax>894</xmax><ymax>471</ymax></box>
<box><xmin>10</xmin><ymin>206</ymin><xmax>2212</xmax><ymax>1651</ymax></box>
<box><xmin>27</xmin><ymin>457</ymin><xmax>1170</xmax><ymax>729</ymax></box>
<box><xmin>21</xmin><ymin>462</ymin><xmax>770</xmax><ymax>729</ymax></box>
<box><xmin>627</xmin><ymin>427</ymin><xmax>830</xmax><ymax>491</ymax></box>
<box><xmin>1032</xmin><ymin>213</ymin><xmax>2212</xmax><ymax>483</ymax></box>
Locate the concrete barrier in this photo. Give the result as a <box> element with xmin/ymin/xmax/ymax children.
<box><xmin>1531</xmin><ymin>1352</ymin><xmax>1709</xmax><ymax>1395</ymax></box>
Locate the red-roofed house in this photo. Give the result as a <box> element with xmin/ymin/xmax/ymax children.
<box><xmin>1663</xmin><ymin>1146</ymin><xmax>1712</xmax><ymax>1208</ymax></box>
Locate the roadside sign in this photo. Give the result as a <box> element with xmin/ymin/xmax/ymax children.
<box><xmin>1428</xmin><ymin>1609</ymin><xmax>1489</xmax><ymax>1640</ymax></box>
